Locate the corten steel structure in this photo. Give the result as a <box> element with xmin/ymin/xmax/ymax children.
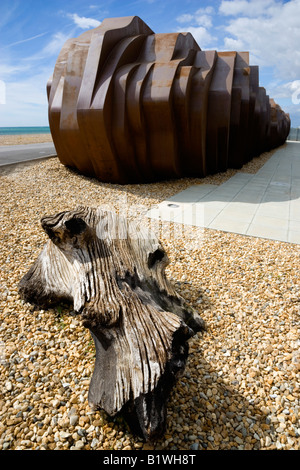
<box><xmin>47</xmin><ymin>16</ymin><xmax>291</xmax><ymax>184</ymax></box>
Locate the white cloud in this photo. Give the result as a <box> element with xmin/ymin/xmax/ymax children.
<box><xmin>7</xmin><ymin>78</ymin><xmax>48</xmax><ymax>107</ymax></box>
<box><xmin>194</xmin><ymin>14</ymin><xmax>213</xmax><ymax>29</ymax></box>
<box><xmin>195</xmin><ymin>6</ymin><xmax>215</xmax><ymax>15</ymax></box>
<box><xmin>177</xmin><ymin>14</ymin><xmax>213</xmax><ymax>29</ymax></box>
<box><xmin>219</xmin><ymin>0</ymin><xmax>276</xmax><ymax>17</ymax></box>
<box><xmin>219</xmin><ymin>0</ymin><xmax>300</xmax><ymax>80</ymax></box>
<box><xmin>185</xmin><ymin>27</ymin><xmax>216</xmax><ymax>47</ymax></box>
<box><xmin>0</xmin><ymin>80</ymin><xmax>6</xmax><ymax>105</ymax></box>
<box><xmin>0</xmin><ymin>63</ymin><xmax>30</xmax><ymax>79</ymax></box>
<box><xmin>291</xmin><ymin>80</ymin><xmax>300</xmax><ymax>104</ymax></box>
<box><xmin>177</xmin><ymin>14</ymin><xmax>194</xmax><ymax>24</ymax></box>
<box><xmin>0</xmin><ymin>67</ymin><xmax>53</xmax><ymax>126</ymax></box>
<box><xmin>40</xmin><ymin>32</ymin><xmax>72</xmax><ymax>57</ymax></box>
<box><xmin>270</xmin><ymin>80</ymin><xmax>300</xmax><ymax>105</ymax></box>
<box><xmin>176</xmin><ymin>6</ymin><xmax>216</xmax><ymax>47</ymax></box>
<box><xmin>4</xmin><ymin>32</ymin><xmax>48</xmax><ymax>49</ymax></box>
<box><xmin>177</xmin><ymin>6</ymin><xmax>215</xmax><ymax>27</ymax></box>
<box><xmin>68</xmin><ymin>13</ymin><xmax>101</xmax><ymax>30</ymax></box>
<box><xmin>223</xmin><ymin>36</ymin><xmax>245</xmax><ymax>50</ymax></box>
<box><xmin>0</xmin><ymin>29</ymin><xmax>72</xmax><ymax>125</ymax></box>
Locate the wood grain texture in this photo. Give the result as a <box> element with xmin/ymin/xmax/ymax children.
<box><xmin>19</xmin><ymin>207</ymin><xmax>205</xmax><ymax>440</ymax></box>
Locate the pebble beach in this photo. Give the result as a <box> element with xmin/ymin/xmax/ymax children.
<box><xmin>0</xmin><ymin>134</ymin><xmax>299</xmax><ymax>451</ymax></box>
<box><xmin>0</xmin><ymin>134</ymin><xmax>53</xmax><ymax>146</ymax></box>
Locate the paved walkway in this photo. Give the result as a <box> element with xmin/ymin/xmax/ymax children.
<box><xmin>147</xmin><ymin>141</ymin><xmax>300</xmax><ymax>244</ymax></box>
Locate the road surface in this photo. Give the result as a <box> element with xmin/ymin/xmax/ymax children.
<box><xmin>0</xmin><ymin>142</ymin><xmax>57</xmax><ymax>166</ymax></box>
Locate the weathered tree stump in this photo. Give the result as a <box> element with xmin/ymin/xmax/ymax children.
<box><xmin>18</xmin><ymin>207</ymin><xmax>205</xmax><ymax>440</ymax></box>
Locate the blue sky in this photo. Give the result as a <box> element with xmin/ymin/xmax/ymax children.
<box><xmin>0</xmin><ymin>0</ymin><xmax>299</xmax><ymax>127</ymax></box>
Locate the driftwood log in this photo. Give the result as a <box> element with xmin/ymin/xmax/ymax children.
<box><xmin>18</xmin><ymin>207</ymin><xmax>205</xmax><ymax>440</ymax></box>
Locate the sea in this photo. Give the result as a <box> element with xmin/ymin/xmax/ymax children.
<box><xmin>0</xmin><ymin>126</ymin><xmax>50</xmax><ymax>135</ymax></box>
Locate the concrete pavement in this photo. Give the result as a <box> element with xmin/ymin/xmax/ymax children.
<box><xmin>1</xmin><ymin>139</ymin><xmax>299</xmax><ymax>244</ymax></box>
<box><xmin>147</xmin><ymin>141</ymin><xmax>300</xmax><ymax>244</ymax></box>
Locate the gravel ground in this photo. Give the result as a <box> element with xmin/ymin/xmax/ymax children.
<box><xmin>0</xmin><ymin>143</ymin><xmax>299</xmax><ymax>451</ymax></box>
<box><xmin>0</xmin><ymin>134</ymin><xmax>53</xmax><ymax>146</ymax></box>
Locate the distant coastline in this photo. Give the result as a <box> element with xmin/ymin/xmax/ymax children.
<box><xmin>0</xmin><ymin>127</ymin><xmax>50</xmax><ymax>136</ymax></box>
